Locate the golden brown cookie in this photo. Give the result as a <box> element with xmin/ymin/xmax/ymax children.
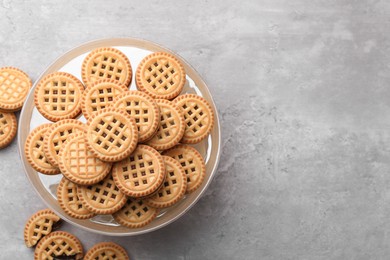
<box><xmin>112</xmin><ymin>145</ymin><xmax>166</xmax><ymax>198</ymax></box>
<box><xmin>0</xmin><ymin>111</ymin><xmax>17</xmax><ymax>149</ymax></box>
<box><xmin>81</xmin><ymin>79</ymin><xmax>128</xmax><ymax>120</ymax></box>
<box><xmin>113</xmin><ymin>198</ymin><xmax>159</xmax><ymax>228</ymax></box>
<box><xmin>146</xmin><ymin>156</ymin><xmax>187</xmax><ymax>208</ymax></box>
<box><xmin>24</xmin><ymin>209</ymin><xmax>61</xmax><ymax>248</ymax></box>
<box><xmin>84</xmin><ymin>242</ymin><xmax>129</xmax><ymax>260</ymax></box>
<box><xmin>77</xmin><ymin>174</ymin><xmax>127</xmax><ymax>215</ymax></box>
<box><xmin>57</xmin><ymin>177</ymin><xmax>96</xmax><ymax>220</ymax></box>
<box><xmin>34</xmin><ymin>231</ymin><xmax>83</xmax><ymax>260</ymax></box>
<box><xmin>113</xmin><ymin>90</ymin><xmax>160</xmax><ymax>142</ymax></box>
<box><xmin>81</xmin><ymin>47</ymin><xmax>132</xmax><ymax>87</ymax></box>
<box><xmin>136</xmin><ymin>52</ymin><xmax>185</xmax><ymax>100</ymax></box>
<box><xmin>85</xmin><ymin>107</ymin><xmax>138</xmax><ymax>162</ymax></box>
<box><xmin>0</xmin><ymin>67</ymin><xmax>32</xmax><ymax>111</ymax></box>
<box><xmin>43</xmin><ymin>119</ymin><xmax>85</xmax><ymax>168</ymax></box>
<box><xmin>24</xmin><ymin>124</ymin><xmax>60</xmax><ymax>175</ymax></box>
<box><xmin>58</xmin><ymin>132</ymin><xmax>112</xmax><ymax>185</ymax></box>
<box><xmin>174</xmin><ymin>94</ymin><xmax>214</xmax><ymax>144</ymax></box>
<box><xmin>145</xmin><ymin>99</ymin><xmax>185</xmax><ymax>151</ymax></box>
<box><xmin>163</xmin><ymin>145</ymin><xmax>206</xmax><ymax>193</ymax></box>
<box><xmin>34</xmin><ymin>72</ymin><xmax>84</xmax><ymax>122</ymax></box>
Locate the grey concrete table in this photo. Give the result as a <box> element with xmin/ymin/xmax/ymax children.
<box><xmin>1</xmin><ymin>0</ymin><xmax>390</xmax><ymax>259</ymax></box>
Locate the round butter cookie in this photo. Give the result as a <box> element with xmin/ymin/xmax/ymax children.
<box><xmin>24</xmin><ymin>209</ymin><xmax>62</xmax><ymax>248</ymax></box>
<box><xmin>58</xmin><ymin>132</ymin><xmax>112</xmax><ymax>185</ymax></box>
<box><xmin>85</xmin><ymin>107</ymin><xmax>138</xmax><ymax>162</ymax></box>
<box><xmin>81</xmin><ymin>79</ymin><xmax>128</xmax><ymax>120</ymax></box>
<box><xmin>174</xmin><ymin>94</ymin><xmax>214</xmax><ymax>144</ymax></box>
<box><xmin>43</xmin><ymin>119</ymin><xmax>85</xmax><ymax>168</ymax></box>
<box><xmin>77</xmin><ymin>174</ymin><xmax>127</xmax><ymax>215</ymax></box>
<box><xmin>57</xmin><ymin>177</ymin><xmax>95</xmax><ymax>220</ymax></box>
<box><xmin>136</xmin><ymin>52</ymin><xmax>185</xmax><ymax>100</ymax></box>
<box><xmin>113</xmin><ymin>198</ymin><xmax>159</xmax><ymax>228</ymax></box>
<box><xmin>84</xmin><ymin>242</ymin><xmax>129</xmax><ymax>260</ymax></box>
<box><xmin>113</xmin><ymin>90</ymin><xmax>160</xmax><ymax>142</ymax></box>
<box><xmin>163</xmin><ymin>145</ymin><xmax>206</xmax><ymax>193</ymax></box>
<box><xmin>112</xmin><ymin>144</ymin><xmax>166</xmax><ymax>198</ymax></box>
<box><xmin>146</xmin><ymin>99</ymin><xmax>185</xmax><ymax>151</ymax></box>
<box><xmin>146</xmin><ymin>156</ymin><xmax>187</xmax><ymax>208</ymax></box>
<box><xmin>24</xmin><ymin>124</ymin><xmax>59</xmax><ymax>175</ymax></box>
<box><xmin>34</xmin><ymin>72</ymin><xmax>84</xmax><ymax>122</ymax></box>
<box><xmin>81</xmin><ymin>47</ymin><xmax>132</xmax><ymax>87</ymax></box>
<box><xmin>0</xmin><ymin>67</ymin><xmax>32</xmax><ymax>111</ymax></box>
<box><xmin>34</xmin><ymin>231</ymin><xmax>83</xmax><ymax>260</ymax></box>
<box><xmin>0</xmin><ymin>111</ymin><xmax>17</xmax><ymax>149</ymax></box>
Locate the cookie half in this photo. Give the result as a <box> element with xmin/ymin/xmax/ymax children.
<box><xmin>81</xmin><ymin>47</ymin><xmax>132</xmax><ymax>87</ymax></box>
<box><xmin>58</xmin><ymin>132</ymin><xmax>112</xmax><ymax>185</ymax></box>
<box><xmin>146</xmin><ymin>99</ymin><xmax>185</xmax><ymax>151</ymax></box>
<box><xmin>84</xmin><ymin>242</ymin><xmax>129</xmax><ymax>260</ymax></box>
<box><xmin>24</xmin><ymin>208</ymin><xmax>61</xmax><ymax>248</ymax></box>
<box><xmin>113</xmin><ymin>90</ymin><xmax>160</xmax><ymax>142</ymax></box>
<box><xmin>81</xmin><ymin>79</ymin><xmax>129</xmax><ymax>120</ymax></box>
<box><xmin>24</xmin><ymin>124</ymin><xmax>59</xmax><ymax>175</ymax></box>
<box><xmin>77</xmin><ymin>174</ymin><xmax>127</xmax><ymax>215</ymax></box>
<box><xmin>0</xmin><ymin>67</ymin><xmax>32</xmax><ymax>111</ymax></box>
<box><xmin>136</xmin><ymin>52</ymin><xmax>185</xmax><ymax>100</ymax></box>
<box><xmin>113</xmin><ymin>198</ymin><xmax>159</xmax><ymax>228</ymax></box>
<box><xmin>34</xmin><ymin>231</ymin><xmax>83</xmax><ymax>260</ymax></box>
<box><xmin>34</xmin><ymin>72</ymin><xmax>84</xmax><ymax>122</ymax></box>
<box><xmin>163</xmin><ymin>145</ymin><xmax>206</xmax><ymax>193</ymax></box>
<box><xmin>0</xmin><ymin>111</ymin><xmax>17</xmax><ymax>149</ymax></box>
<box><xmin>146</xmin><ymin>156</ymin><xmax>187</xmax><ymax>208</ymax></box>
<box><xmin>112</xmin><ymin>145</ymin><xmax>166</xmax><ymax>198</ymax></box>
<box><xmin>57</xmin><ymin>177</ymin><xmax>96</xmax><ymax>220</ymax></box>
<box><xmin>85</xmin><ymin>107</ymin><xmax>138</xmax><ymax>162</ymax></box>
<box><xmin>43</xmin><ymin>119</ymin><xmax>85</xmax><ymax>168</ymax></box>
<box><xmin>174</xmin><ymin>94</ymin><xmax>214</xmax><ymax>144</ymax></box>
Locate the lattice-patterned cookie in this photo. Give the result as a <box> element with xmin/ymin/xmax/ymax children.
<box><xmin>57</xmin><ymin>177</ymin><xmax>95</xmax><ymax>220</ymax></box>
<box><xmin>84</xmin><ymin>242</ymin><xmax>129</xmax><ymax>260</ymax></box>
<box><xmin>34</xmin><ymin>231</ymin><xmax>83</xmax><ymax>260</ymax></box>
<box><xmin>163</xmin><ymin>145</ymin><xmax>206</xmax><ymax>193</ymax></box>
<box><xmin>0</xmin><ymin>67</ymin><xmax>32</xmax><ymax>111</ymax></box>
<box><xmin>24</xmin><ymin>209</ymin><xmax>62</xmax><ymax>248</ymax></box>
<box><xmin>146</xmin><ymin>156</ymin><xmax>187</xmax><ymax>208</ymax></box>
<box><xmin>85</xmin><ymin>107</ymin><xmax>138</xmax><ymax>162</ymax></box>
<box><xmin>34</xmin><ymin>72</ymin><xmax>84</xmax><ymax>122</ymax></box>
<box><xmin>136</xmin><ymin>52</ymin><xmax>185</xmax><ymax>100</ymax></box>
<box><xmin>81</xmin><ymin>79</ymin><xmax>128</xmax><ymax>120</ymax></box>
<box><xmin>43</xmin><ymin>119</ymin><xmax>85</xmax><ymax>168</ymax></box>
<box><xmin>112</xmin><ymin>144</ymin><xmax>166</xmax><ymax>198</ymax></box>
<box><xmin>174</xmin><ymin>94</ymin><xmax>214</xmax><ymax>144</ymax></box>
<box><xmin>24</xmin><ymin>124</ymin><xmax>59</xmax><ymax>175</ymax></box>
<box><xmin>0</xmin><ymin>111</ymin><xmax>17</xmax><ymax>149</ymax></box>
<box><xmin>113</xmin><ymin>90</ymin><xmax>160</xmax><ymax>142</ymax></box>
<box><xmin>58</xmin><ymin>132</ymin><xmax>112</xmax><ymax>185</ymax></box>
<box><xmin>113</xmin><ymin>198</ymin><xmax>159</xmax><ymax>228</ymax></box>
<box><xmin>77</xmin><ymin>174</ymin><xmax>127</xmax><ymax>215</ymax></box>
<box><xmin>146</xmin><ymin>99</ymin><xmax>185</xmax><ymax>151</ymax></box>
<box><xmin>81</xmin><ymin>47</ymin><xmax>132</xmax><ymax>87</ymax></box>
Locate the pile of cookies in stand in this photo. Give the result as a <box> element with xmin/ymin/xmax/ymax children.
<box><xmin>20</xmin><ymin>47</ymin><xmax>214</xmax><ymax>259</ymax></box>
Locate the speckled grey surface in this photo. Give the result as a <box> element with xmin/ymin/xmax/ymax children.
<box><xmin>1</xmin><ymin>0</ymin><xmax>390</xmax><ymax>259</ymax></box>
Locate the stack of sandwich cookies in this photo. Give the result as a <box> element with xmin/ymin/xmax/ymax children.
<box><xmin>24</xmin><ymin>47</ymin><xmax>215</xmax><ymax>229</ymax></box>
<box><xmin>0</xmin><ymin>67</ymin><xmax>32</xmax><ymax>149</ymax></box>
